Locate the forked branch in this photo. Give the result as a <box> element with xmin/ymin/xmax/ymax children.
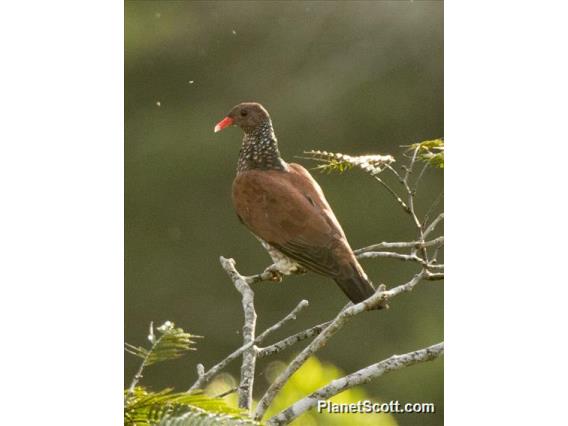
<box><xmin>254</xmin><ymin>272</ymin><xmax>426</xmax><ymax>421</ymax></box>
<box><xmin>189</xmin><ymin>258</ymin><xmax>312</xmax><ymax>400</ymax></box>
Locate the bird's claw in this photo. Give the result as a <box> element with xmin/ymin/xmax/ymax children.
<box><xmin>263</xmin><ymin>265</ymin><xmax>284</xmax><ymax>282</ymax></box>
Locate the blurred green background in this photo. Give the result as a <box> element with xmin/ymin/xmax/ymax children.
<box><xmin>125</xmin><ymin>1</ymin><xmax>443</xmax><ymax>425</ymax></box>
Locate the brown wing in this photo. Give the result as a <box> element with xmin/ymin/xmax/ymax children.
<box><xmin>232</xmin><ymin>163</ymin><xmax>356</xmax><ymax>278</ymax></box>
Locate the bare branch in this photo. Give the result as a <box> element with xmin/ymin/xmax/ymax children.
<box><xmin>373</xmin><ymin>175</ymin><xmax>410</xmax><ymax>213</ymax></box>
<box><xmin>219</xmin><ymin>257</ymin><xmax>258</xmax><ymax>410</ymax></box>
<box><xmin>423</xmin><ymin>190</ymin><xmax>444</xmax><ymax>226</ymax></box>
<box><xmin>215</xmin><ymin>387</ymin><xmax>239</xmax><ymax>398</ymax></box>
<box><xmin>401</xmin><ymin>149</ymin><xmax>428</xmax><ymax>261</ymax></box>
<box><xmin>424</xmin><ymin>212</ymin><xmax>444</xmax><ymax>238</ymax></box>
<box><xmin>402</xmin><ymin>156</ymin><xmax>424</xmax><ymax>233</ymax></box>
<box><xmin>125</xmin><ymin>348</ymin><xmax>149</xmax><ymax>401</ymax></box>
<box><xmin>413</xmin><ymin>161</ymin><xmax>430</xmax><ymax>193</ymax></box>
<box><xmin>427</xmin><ymin>263</ymin><xmax>444</xmax><ymax>270</ymax></box>
<box><xmin>257</xmin><ymin>300</ymin><xmax>310</xmax><ymax>342</ymax></box>
<box><xmin>357</xmin><ymin>250</ymin><xmax>427</xmax><ymax>264</ymax></box>
<box><xmin>189</xmin><ymin>342</ymin><xmax>254</xmax><ymax>392</ymax></box>
<box><xmin>125</xmin><ymin>321</ymin><xmax>161</xmax><ymax>401</ymax></box>
<box><xmin>424</xmin><ymin>271</ymin><xmax>444</xmax><ymax>281</ymax></box>
<box><xmin>403</xmin><ymin>146</ymin><xmax>419</xmax><ymax>184</ymax></box>
<box><xmin>356</xmin><ymin>251</ymin><xmax>444</xmax><ymax>275</ymax></box>
<box><xmin>254</xmin><ymin>272</ymin><xmax>426</xmax><ymax>421</ymax></box>
<box><xmin>196</xmin><ymin>363</ymin><xmax>205</xmax><ymax>378</ymax></box>
<box><xmin>431</xmin><ymin>244</ymin><xmax>443</xmax><ymax>264</ymax></box>
<box><xmin>257</xmin><ymin>321</ymin><xmax>332</xmax><ymax>359</ymax></box>
<box><xmin>266</xmin><ymin>342</ymin><xmax>444</xmax><ymax>425</ymax></box>
<box><xmin>354</xmin><ymin>236</ymin><xmax>444</xmax><ymax>254</ymax></box>
<box><xmin>384</xmin><ymin>271</ymin><xmax>427</xmax><ymax>297</ymax></box>
<box><xmin>384</xmin><ymin>148</ymin><xmax>431</xmax><ymax>265</ymax></box>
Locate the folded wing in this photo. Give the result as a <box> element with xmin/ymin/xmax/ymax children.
<box><xmin>232</xmin><ymin>163</ymin><xmax>375</xmax><ymax>303</ymax></box>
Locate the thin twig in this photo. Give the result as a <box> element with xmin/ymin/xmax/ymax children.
<box><xmin>423</xmin><ymin>191</ymin><xmax>444</xmax><ymax>227</ymax></box>
<box><xmin>257</xmin><ymin>321</ymin><xmax>332</xmax><ymax>359</ymax></box>
<box><xmin>126</xmin><ymin>322</ymin><xmax>161</xmax><ymax>401</ymax></box>
<box><xmin>385</xmin><ymin>163</ymin><xmax>405</xmax><ymax>183</ymax></box>
<box><xmin>354</xmin><ymin>236</ymin><xmax>444</xmax><ymax>255</ymax></box>
<box><xmin>386</xmin><ymin>149</ymin><xmax>430</xmax><ymax>265</ymax></box>
<box><xmin>126</xmin><ymin>353</ymin><xmax>149</xmax><ymax>401</ymax></box>
<box><xmin>215</xmin><ymin>387</ymin><xmax>239</xmax><ymax>399</ymax></box>
<box><xmin>413</xmin><ymin>161</ymin><xmax>430</xmax><ymax>193</ymax></box>
<box><xmin>257</xmin><ymin>300</ymin><xmax>310</xmax><ymax>342</ymax></box>
<box><xmin>357</xmin><ymin>250</ymin><xmax>444</xmax><ymax>274</ymax></box>
<box><xmin>424</xmin><ymin>272</ymin><xmax>444</xmax><ymax>281</ymax></box>
<box><xmin>424</xmin><ymin>212</ymin><xmax>444</xmax><ymax>238</ymax></box>
<box><xmin>403</xmin><ymin>148</ymin><xmax>429</xmax><ymax>260</ymax></box>
<box><xmin>431</xmin><ymin>244</ymin><xmax>443</xmax><ymax>264</ymax></box>
<box><xmin>266</xmin><ymin>342</ymin><xmax>444</xmax><ymax>425</ymax></box>
<box><xmin>357</xmin><ymin>251</ymin><xmax>428</xmax><ymax>264</ymax></box>
<box><xmin>373</xmin><ymin>176</ymin><xmax>410</xmax><ymax>213</ymax></box>
<box><xmin>402</xmin><ymin>147</ymin><xmax>418</xmax><ymax>184</ymax></box>
<box><xmin>427</xmin><ymin>263</ymin><xmax>444</xmax><ymax>270</ymax></box>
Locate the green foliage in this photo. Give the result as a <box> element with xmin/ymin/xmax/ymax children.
<box><xmin>304</xmin><ymin>150</ymin><xmax>396</xmax><ymax>176</ymax></box>
<box><xmin>206</xmin><ymin>357</ymin><xmax>398</xmax><ymax>426</ymax></box>
<box><xmin>125</xmin><ymin>387</ymin><xmax>260</xmax><ymax>426</ymax></box>
<box><xmin>125</xmin><ymin>321</ymin><xmax>199</xmax><ymax>366</ymax></box>
<box><xmin>304</xmin><ymin>138</ymin><xmax>444</xmax><ymax>178</ymax></box>
<box><xmin>263</xmin><ymin>357</ymin><xmax>398</xmax><ymax>426</ymax></box>
<box><xmin>408</xmin><ymin>138</ymin><xmax>444</xmax><ymax>168</ymax></box>
<box><xmin>125</xmin><ymin>322</ymin><xmax>256</xmax><ymax>425</ymax></box>
<box><xmin>158</xmin><ymin>410</ymin><xmax>260</xmax><ymax>426</ymax></box>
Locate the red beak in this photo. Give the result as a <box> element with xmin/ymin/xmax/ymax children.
<box><xmin>214</xmin><ymin>116</ymin><xmax>234</xmax><ymax>133</ymax></box>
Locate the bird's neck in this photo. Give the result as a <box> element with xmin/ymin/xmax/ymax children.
<box><xmin>237</xmin><ymin>120</ymin><xmax>287</xmax><ymax>173</ymax></box>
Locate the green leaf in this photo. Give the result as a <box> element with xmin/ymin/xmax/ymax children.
<box><xmin>158</xmin><ymin>410</ymin><xmax>261</xmax><ymax>426</ymax></box>
<box><xmin>407</xmin><ymin>138</ymin><xmax>444</xmax><ymax>168</ymax></box>
<box><xmin>125</xmin><ymin>321</ymin><xmax>200</xmax><ymax>367</ymax></box>
<box><xmin>125</xmin><ymin>387</ymin><xmax>260</xmax><ymax>426</ymax></box>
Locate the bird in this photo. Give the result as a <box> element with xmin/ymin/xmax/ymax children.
<box><xmin>214</xmin><ymin>102</ymin><xmax>376</xmax><ymax>304</ymax></box>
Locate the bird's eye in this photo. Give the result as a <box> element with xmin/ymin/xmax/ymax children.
<box><xmin>240</xmin><ymin>110</ymin><xmax>248</xmax><ymax>117</ymax></box>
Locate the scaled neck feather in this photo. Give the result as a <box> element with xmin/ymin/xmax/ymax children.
<box><xmin>237</xmin><ymin>119</ymin><xmax>287</xmax><ymax>173</ymax></box>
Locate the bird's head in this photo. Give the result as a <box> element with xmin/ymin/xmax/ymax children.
<box><xmin>214</xmin><ymin>102</ymin><xmax>271</xmax><ymax>133</ymax></box>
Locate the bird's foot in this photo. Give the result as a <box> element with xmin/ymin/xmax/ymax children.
<box><xmin>262</xmin><ymin>264</ymin><xmax>284</xmax><ymax>283</ymax></box>
<box><xmin>248</xmin><ymin>263</ymin><xmax>306</xmax><ymax>284</ymax></box>
<box><xmin>244</xmin><ymin>264</ymin><xmax>285</xmax><ymax>284</ymax></box>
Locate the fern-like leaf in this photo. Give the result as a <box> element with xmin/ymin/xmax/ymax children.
<box><xmin>303</xmin><ymin>150</ymin><xmax>395</xmax><ymax>176</ymax></box>
<box><xmin>125</xmin><ymin>387</ymin><xmax>260</xmax><ymax>426</ymax></box>
<box><xmin>125</xmin><ymin>321</ymin><xmax>199</xmax><ymax>366</ymax></box>
<box><xmin>407</xmin><ymin>138</ymin><xmax>444</xmax><ymax>168</ymax></box>
<box><xmin>158</xmin><ymin>410</ymin><xmax>261</xmax><ymax>426</ymax></box>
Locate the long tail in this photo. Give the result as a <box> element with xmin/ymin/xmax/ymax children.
<box><xmin>333</xmin><ymin>263</ymin><xmax>376</xmax><ymax>304</ymax></box>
